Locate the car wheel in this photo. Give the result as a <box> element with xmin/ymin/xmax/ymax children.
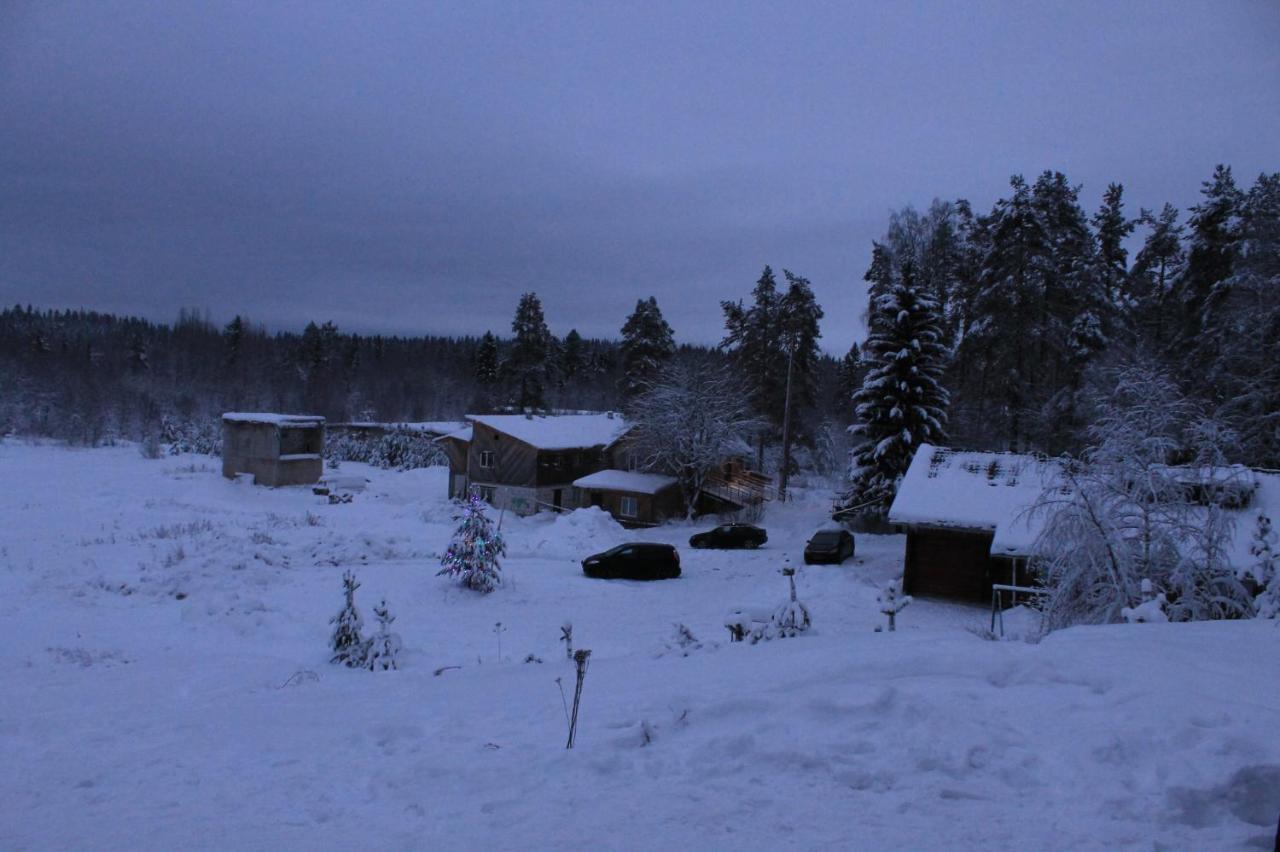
<box><xmin>747</xmin><ymin>541</ymin><xmax>760</xmax><ymax>549</ymax></box>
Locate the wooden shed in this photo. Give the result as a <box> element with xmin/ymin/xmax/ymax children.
<box><xmin>572</xmin><ymin>469</ymin><xmax>682</xmax><ymax>527</ymax></box>
<box><xmin>221</xmin><ymin>413</ymin><xmax>325</xmax><ymax>487</ymax></box>
<box><xmin>888</xmin><ymin>444</ymin><xmax>1056</xmax><ymax>602</ymax></box>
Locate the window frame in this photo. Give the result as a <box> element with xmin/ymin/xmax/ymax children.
<box><xmin>619</xmin><ymin>495</ymin><xmax>639</xmax><ymax>518</ymax></box>
<box><xmin>478</xmin><ymin>449</ymin><xmax>495</xmax><ymax>469</ymax></box>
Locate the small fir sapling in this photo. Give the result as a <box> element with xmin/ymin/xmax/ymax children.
<box><xmin>560</xmin><ymin>622</ymin><xmax>574</xmax><ymax>660</ymax></box>
<box><xmin>773</xmin><ymin>565</ymin><xmax>811</xmax><ymax>638</ymax></box>
<box><xmin>438</xmin><ymin>493</ymin><xmax>506</xmax><ymax>593</ymax></box>
<box><xmin>877</xmin><ymin>577</ymin><xmax>912</xmax><ymax>632</ymax></box>
<box><xmin>330</xmin><ymin>571</ymin><xmax>368</xmax><ymax>667</ymax></box>
<box><xmin>1121</xmin><ymin>578</ymin><xmax>1169</xmax><ymax>624</ymax></box>
<box><xmin>364</xmin><ymin>599</ymin><xmax>402</xmax><ymax>671</ymax></box>
<box><xmin>664</xmin><ymin>623</ymin><xmax>702</xmax><ymax>656</ymax></box>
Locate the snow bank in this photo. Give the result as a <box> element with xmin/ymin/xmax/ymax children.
<box><xmin>516</xmin><ymin>506</ymin><xmax>630</xmax><ymax>558</ymax></box>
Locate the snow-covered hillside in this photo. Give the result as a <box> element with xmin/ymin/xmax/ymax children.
<box><xmin>1</xmin><ymin>442</ymin><xmax>1277</xmax><ymax>849</ymax></box>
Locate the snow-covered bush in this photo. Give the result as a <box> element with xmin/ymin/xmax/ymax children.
<box><xmin>330</xmin><ymin>571</ymin><xmax>368</xmax><ymax>667</ymax></box>
<box><xmin>1031</xmin><ymin>366</ymin><xmax>1253</xmax><ymax>629</ymax></box>
<box><xmin>773</xmin><ymin>567</ymin><xmax>811</xmax><ymax>638</ymax></box>
<box><xmin>877</xmin><ymin>577</ymin><xmax>912</xmax><ymax>632</ymax></box>
<box><xmin>364</xmin><ymin>599</ymin><xmax>402</xmax><ymax>671</ymax></box>
<box><xmin>326</xmin><ymin>428</ymin><xmax>444</xmax><ymax>471</ymax></box>
<box><xmin>161</xmin><ymin>416</ymin><xmax>222</xmax><ymax>456</ymax></box>
<box><xmin>438</xmin><ymin>493</ymin><xmax>506</xmax><ymax>593</ymax></box>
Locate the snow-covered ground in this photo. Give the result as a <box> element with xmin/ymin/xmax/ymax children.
<box><xmin>1</xmin><ymin>441</ymin><xmax>1277</xmax><ymax>850</ymax></box>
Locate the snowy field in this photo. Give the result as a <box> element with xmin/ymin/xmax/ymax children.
<box><xmin>1</xmin><ymin>442</ymin><xmax>1278</xmax><ymax>850</ymax></box>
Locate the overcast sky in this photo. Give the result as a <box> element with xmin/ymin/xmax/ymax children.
<box><xmin>2</xmin><ymin>2</ymin><xmax>1277</xmax><ymax>352</ymax></box>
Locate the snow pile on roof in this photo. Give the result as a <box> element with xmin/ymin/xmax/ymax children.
<box><xmin>222</xmin><ymin>412</ymin><xmax>324</xmax><ymax>425</ymax></box>
<box><xmin>888</xmin><ymin>444</ymin><xmax>1061</xmax><ymax>556</ymax></box>
<box><xmin>573</xmin><ymin>469</ymin><xmax>677</xmax><ymax>494</ymax></box>
<box><xmin>467</xmin><ymin>413</ymin><xmax>629</xmax><ymax>450</ymax></box>
<box><xmin>517</xmin><ymin>506</ymin><xmax>629</xmax><ymax>558</ymax></box>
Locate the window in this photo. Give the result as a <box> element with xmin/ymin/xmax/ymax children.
<box><xmin>479</xmin><ymin>450</ymin><xmax>495</xmax><ymax>469</ymax></box>
<box><xmin>474</xmin><ymin>485</ymin><xmax>496</xmax><ymax>504</ymax></box>
<box><xmin>620</xmin><ymin>495</ymin><xmax>639</xmax><ymax>518</ymax></box>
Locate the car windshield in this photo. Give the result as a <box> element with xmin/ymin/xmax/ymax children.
<box><xmin>811</xmin><ymin>532</ymin><xmax>842</xmax><ymax>545</ymax></box>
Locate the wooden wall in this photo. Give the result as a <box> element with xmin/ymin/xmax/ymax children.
<box><xmin>902</xmin><ymin>527</ymin><xmax>998</xmax><ymax>602</ymax></box>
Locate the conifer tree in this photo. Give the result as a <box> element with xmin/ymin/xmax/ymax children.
<box><xmin>836</xmin><ymin>342</ymin><xmax>864</xmax><ymax>406</ymax></box>
<box><xmin>330</xmin><ymin>570</ymin><xmax>368</xmax><ymax>667</ymax></box>
<box><xmin>474</xmin><ymin>331</ymin><xmax>500</xmax><ymax>387</ymax></box>
<box><xmin>507</xmin><ymin>292</ymin><xmax>554</xmax><ymax>411</ymax></box>
<box><xmin>721</xmin><ymin>266</ymin><xmax>784</xmax><ymax>469</ymax></box>
<box><xmin>1201</xmin><ymin>171</ymin><xmax>1280</xmax><ymax>466</ymax></box>
<box><xmin>1129</xmin><ymin>204</ymin><xmax>1185</xmax><ymax>347</ymax></box>
<box><xmin>1179</xmin><ymin>164</ymin><xmax>1242</xmax><ymax>347</ymax></box>
<box><xmin>561</xmin><ymin>329</ymin><xmax>585</xmax><ymax>383</ymax></box>
<box><xmin>365</xmin><ymin>599</ymin><xmax>403</xmax><ymax>670</ymax></box>
<box><xmin>438</xmin><ymin>493</ymin><xmax>506</xmax><ymax>593</ymax></box>
<box><xmin>619</xmin><ymin>297</ymin><xmax>675</xmax><ymax>398</ymax></box>
<box><xmin>1092</xmin><ymin>182</ymin><xmax>1134</xmax><ymax>308</ymax></box>
<box><xmin>847</xmin><ymin>262</ymin><xmax>950</xmax><ymax>514</ymax></box>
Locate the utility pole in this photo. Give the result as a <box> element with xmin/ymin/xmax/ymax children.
<box><xmin>778</xmin><ymin>338</ymin><xmax>795</xmax><ymax>501</ymax></box>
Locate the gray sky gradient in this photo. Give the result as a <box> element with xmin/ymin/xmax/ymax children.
<box><xmin>2</xmin><ymin>1</ymin><xmax>1278</xmax><ymax>353</ymax></box>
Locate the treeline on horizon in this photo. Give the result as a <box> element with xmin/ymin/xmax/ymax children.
<box><xmin>1</xmin><ymin>162</ymin><xmax>1276</xmax><ymax>476</ymax></box>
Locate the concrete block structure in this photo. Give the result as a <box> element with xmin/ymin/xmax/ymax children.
<box><xmin>221</xmin><ymin>413</ymin><xmax>325</xmax><ymax>487</ymax></box>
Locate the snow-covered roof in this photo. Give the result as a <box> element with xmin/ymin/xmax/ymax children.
<box><xmin>573</xmin><ymin>469</ymin><xmax>678</xmax><ymax>495</ymax></box>
<box><xmin>222</xmin><ymin>412</ymin><xmax>324</xmax><ymax>426</ymax></box>
<box><xmin>888</xmin><ymin>444</ymin><xmax>1062</xmax><ymax>556</ymax></box>
<box><xmin>467</xmin><ymin>413</ymin><xmax>630</xmax><ymax>451</ymax></box>
<box><xmin>335</xmin><ymin>420</ymin><xmax>465</xmax><ymax>435</ymax></box>
<box><xmin>435</xmin><ymin>426</ymin><xmax>473</xmax><ymax>443</ymax></box>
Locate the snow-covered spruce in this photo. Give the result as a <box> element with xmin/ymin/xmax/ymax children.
<box><xmin>1247</xmin><ymin>513</ymin><xmax>1279</xmax><ymax>618</ymax></box>
<box><xmin>845</xmin><ymin>260</ymin><xmax>949</xmax><ymax>516</ymax></box>
<box><xmin>438</xmin><ymin>493</ymin><xmax>506</xmax><ymax>593</ymax></box>
<box><xmin>877</xmin><ymin>577</ymin><xmax>912</xmax><ymax>632</ymax></box>
<box><xmin>330</xmin><ymin>570</ymin><xmax>368</xmax><ymax>667</ymax></box>
<box><xmin>364</xmin><ymin>599</ymin><xmax>402</xmax><ymax>671</ymax></box>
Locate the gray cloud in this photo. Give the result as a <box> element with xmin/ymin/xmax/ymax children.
<box><xmin>2</xmin><ymin>1</ymin><xmax>1278</xmax><ymax>351</ymax></box>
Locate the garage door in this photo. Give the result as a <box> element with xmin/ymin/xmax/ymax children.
<box><xmin>904</xmin><ymin>529</ymin><xmax>995</xmax><ymax>602</ymax></box>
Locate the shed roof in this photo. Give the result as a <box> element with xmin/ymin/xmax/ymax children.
<box><xmin>573</xmin><ymin>469</ymin><xmax>678</xmax><ymax>495</ymax></box>
<box><xmin>888</xmin><ymin>444</ymin><xmax>1061</xmax><ymax>556</ymax></box>
<box><xmin>222</xmin><ymin>412</ymin><xmax>325</xmax><ymax>426</ymax></box>
<box><xmin>467</xmin><ymin>413</ymin><xmax>629</xmax><ymax>450</ymax></box>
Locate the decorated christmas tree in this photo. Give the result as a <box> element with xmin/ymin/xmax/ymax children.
<box><xmin>438</xmin><ymin>493</ymin><xmax>506</xmax><ymax>593</ymax></box>
<box><xmin>330</xmin><ymin>570</ymin><xmax>368</xmax><ymax>666</ymax></box>
<box><xmin>365</xmin><ymin>599</ymin><xmax>402</xmax><ymax>671</ymax></box>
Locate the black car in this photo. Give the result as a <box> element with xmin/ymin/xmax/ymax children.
<box><xmin>803</xmin><ymin>529</ymin><xmax>855</xmax><ymax>564</ymax></box>
<box><xmin>582</xmin><ymin>543</ymin><xmax>681</xmax><ymax>580</ymax></box>
<box><xmin>689</xmin><ymin>523</ymin><xmax>768</xmax><ymax>550</ymax></box>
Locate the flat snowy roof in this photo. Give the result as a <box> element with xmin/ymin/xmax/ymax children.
<box><xmin>467</xmin><ymin>413</ymin><xmax>629</xmax><ymax>451</ymax></box>
<box><xmin>573</xmin><ymin>469</ymin><xmax>678</xmax><ymax>495</ymax></box>
<box><xmin>222</xmin><ymin>412</ymin><xmax>324</xmax><ymax>426</ymax></box>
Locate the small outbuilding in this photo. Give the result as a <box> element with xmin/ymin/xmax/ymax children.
<box><xmin>222</xmin><ymin>412</ymin><xmax>325</xmax><ymax>487</ymax></box>
<box><xmin>573</xmin><ymin>469</ymin><xmax>682</xmax><ymax>527</ymax></box>
<box><xmin>888</xmin><ymin>444</ymin><xmax>1058</xmax><ymax>601</ymax></box>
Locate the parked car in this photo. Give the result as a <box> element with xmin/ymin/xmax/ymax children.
<box><xmin>582</xmin><ymin>543</ymin><xmax>681</xmax><ymax>580</ymax></box>
<box><xmin>803</xmin><ymin>529</ymin><xmax>855</xmax><ymax>564</ymax></box>
<box><xmin>689</xmin><ymin>523</ymin><xmax>768</xmax><ymax>550</ymax></box>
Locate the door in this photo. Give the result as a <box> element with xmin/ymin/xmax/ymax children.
<box><xmin>591</xmin><ymin>491</ymin><xmax>604</xmax><ymax>508</ymax></box>
<box><xmin>553</xmin><ymin>489</ymin><xmax>563</xmax><ymax>509</ymax></box>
